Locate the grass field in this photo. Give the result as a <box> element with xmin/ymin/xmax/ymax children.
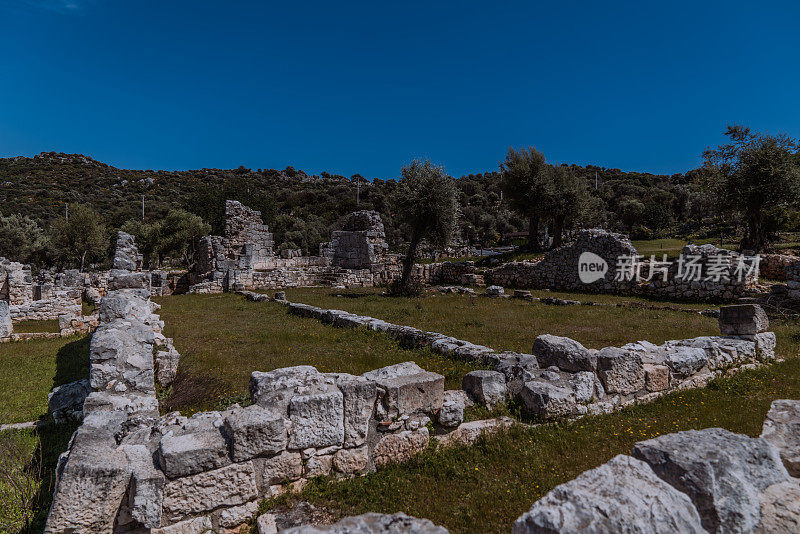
<box><xmin>282</xmin><ymin>287</ymin><xmax>721</xmax><ymax>352</ymax></box>
<box><xmin>155</xmin><ymin>294</ymin><xmax>488</xmax><ymax>413</ymax></box>
<box><xmin>0</xmin><ymin>336</ymin><xmax>89</xmax><ymax>424</ymax></box>
<box><xmin>10</xmin><ymin>320</ymin><xmax>60</xmax><ymax>334</ymax></box>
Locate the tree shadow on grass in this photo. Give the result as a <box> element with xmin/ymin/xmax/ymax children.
<box><xmin>51</xmin><ymin>336</ymin><xmax>91</xmax><ymax>392</ymax></box>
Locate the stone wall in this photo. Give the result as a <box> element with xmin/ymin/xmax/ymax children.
<box><xmin>484</xmin><ymin>230</ymin><xmax>759</xmax><ymax>300</ymax></box>
<box><xmin>513</xmin><ymin>399</ymin><xmax>800</xmax><ymax>533</ymax></box>
<box><xmin>760</xmin><ymin>253</ymin><xmax>800</xmax><ymax>281</ymax></box>
<box><xmin>225</xmin><ymin>199</ymin><xmax>274</xmax><ymax>262</ymax></box>
<box><xmin>319</xmin><ymin>211</ymin><xmax>389</xmax><ymax>270</ymax></box>
<box><xmin>285</xmin><ymin>296</ymin><xmax>776</xmax><ymax>421</ymax></box>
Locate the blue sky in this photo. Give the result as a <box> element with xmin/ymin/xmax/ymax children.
<box><xmin>1</xmin><ymin>1</ymin><xmax>798</xmax><ymax>179</ymax></box>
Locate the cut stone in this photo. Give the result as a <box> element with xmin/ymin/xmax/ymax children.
<box><xmin>223</xmin><ymin>404</ymin><xmax>287</xmax><ymax>462</ymax></box>
<box><xmin>532</xmin><ymin>334</ymin><xmax>596</xmax><ymax>372</ymax></box>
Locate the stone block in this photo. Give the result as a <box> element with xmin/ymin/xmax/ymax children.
<box><xmin>333</xmin><ymin>445</ymin><xmax>370</xmax><ymax>475</ymax></box>
<box><xmin>532</xmin><ymin>334</ymin><xmax>596</xmax><ymax>372</ymax></box>
<box><xmin>519</xmin><ymin>380</ymin><xmax>577</xmax><ymax>418</ymax></box>
<box><xmin>438</xmin><ymin>390</ymin><xmax>465</xmax><ymax>427</ymax></box>
<box><xmin>249</xmin><ymin>365</ymin><xmax>321</xmax><ymax>414</ymax></box>
<box><xmin>761</xmin><ymin>399</ymin><xmax>800</xmax><ymax>476</ymax></box>
<box><xmin>719</xmin><ymin>304</ymin><xmax>769</xmax><ymax>335</ymax></box>
<box><xmin>223</xmin><ymin>404</ymin><xmax>287</xmax><ymax>462</ymax></box>
<box><xmin>281</xmin><ymin>513</ymin><xmax>448</xmax><ymax>534</ymax></box>
<box><xmin>596</xmin><ymin>347</ymin><xmax>644</xmax><ymax>395</ymax></box>
<box><xmin>373</xmin><ymin>428</ymin><xmax>429</xmax><ymax>467</ymax></box>
<box><xmin>663</xmin><ymin>346</ymin><xmax>708</xmax><ymax>379</ymax></box>
<box><xmin>632</xmin><ymin>428</ymin><xmax>791</xmax><ymax>533</ymax></box>
<box><xmin>162</xmin><ymin>462</ymin><xmax>258</xmax><ymax>523</ymax></box>
<box><xmin>288</xmin><ymin>384</ymin><xmax>345</xmax><ymax>449</ymax></box>
<box><xmin>644</xmin><ymin>364</ymin><xmax>669</xmax><ymax>392</ymax></box>
<box><xmin>122</xmin><ymin>443</ymin><xmax>165</xmax><ymax>528</ymax></box>
<box><xmin>334</xmin><ymin>374</ymin><xmax>377</xmax><ymax>447</ymax></box>
<box><xmin>513</xmin><ymin>455</ymin><xmax>705</xmax><ymax>534</ymax></box>
<box><xmin>158</xmin><ymin>425</ymin><xmax>231</xmax><ymax>479</ymax></box>
<box><xmin>462</xmin><ymin>370</ymin><xmax>508</xmax><ymax>407</ymax></box>
<box><xmin>255</xmin><ymin>451</ymin><xmax>303</xmax><ymax>488</ymax></box>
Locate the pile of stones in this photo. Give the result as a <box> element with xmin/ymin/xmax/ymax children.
<box><xmin>514</xmin><ymin>399</ymin><xmax>800</xmax><ymax>533</ymax></box>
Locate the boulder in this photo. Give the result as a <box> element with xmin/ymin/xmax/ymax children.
<box><xmin>519</xmin><ymin>380</ymin><xmax>577</xmax><ymax>419</ymax></box>
<box><xmin>532</xmin><ymin>335</ymin><xmax>596</xmax><ymax>372</ymax></box>
<box><xmin>223</xmin><ymin>405</ymin><xmax>287</xmax><ymax>462</ymax></box>
<box><xmin>719</xmin><ymin>304</ymin><xmax>769</xmax><ymax>335</ymax></box>
<box><xmin>632</xmin><ymin>428</ymin><xmax>791</xmax><ymax>533</ymax></box>
<box><xmin>462</xmin><ymin>370</ymin><xmax>507</xmax><ymax>407</ymax></box>
<box><xmin>596</xmin><ymin>347</ymin><xmax>644</xmax><ymax>395</ymax></box>
<box><xmin>761</xmin><ymin>399</ymin><xmax>800</xmax><ymax>476</ymax></box>
<box><xmin>513</xmin><ymin>455</ymin><xmax>705</xmax><ymax>534</ymax></box>
<box><xmin>281</xmin><ymin>512</ymin><xmax>448</xmax><ymax>533</ymax></box>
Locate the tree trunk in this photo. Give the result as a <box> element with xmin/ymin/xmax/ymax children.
<box><xmin>80</xmin><ymin>250</ymin><xmax>86</xmax><ymax>272</ymax></box>
<box><xmin>528</xmin><ymin>214</ymin><xmax>540</xmax><ymax>251</ymax></box>
<box><xmin>743</xmin><ymin>209</ymin><xmax>765</xmax><ymax>252</ymax></box>
<box><xmin>551</xmin><ymin>215</ymin><xmax>565</xmax><ymax>249</ymax></box>
<box><xmin>400</xmin><ymin>233</ymin><xmax>421</xmax><ymax>294</ymax></box>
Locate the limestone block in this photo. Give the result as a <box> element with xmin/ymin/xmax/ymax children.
<box><xmin>334</xmin><ymin>373</ymin><xmax>377</xmax><ymax>447</ymax></box>
<box><xmin>596</xmin><ymin>347</ymin><xmax>644</xmax><ymax>395</ymax></box>
<box><xmin>223</xmin><ymin>405</ymin><xmax>287</xmax><ymax>462</ymax></box>
<box><xmin>462</xmin><ymin>370</ymin><xmax>508</xmax><ymax>408</ymax></box>
<box><xmin>663</xmin><ymin>346</ymin><xmax>708</xmax><ymax>379</ymax></box>
<box><xmin>756</xmin><ymin>481</ymin><xmax>800</xmax><ymax>533</ymax></box>
<box><xmin>304</xmin><ymin>453</ymin><xmax>333</xmax><ymax>478</ymax></box>
<box><xmin>533</xmin><ymin>334</ymin><xmax>596</xmax><ymax>372</ymax></box>
<box><xmin>755</xmin><ymin>331</ymin><xmax>777</xmax><ymax>360</ymax></box>
<box><xmin>761</xmin><ymin>399</ymin><xmax>800</xmax><ymax>476</ymax></box>
<box><xmin>281</xmin><ymin>512</ymin><xmax>448</xmax><ymax>534</ymax></box>
<box><xmin>257</xmin><ymin>513</ymin><xmax>278</xmax><ymax>534</ymax></box>
<box><xmin>512</xmin><ymin>455</ymin><xmax>705</xmax><ymax>534</ymax></box>
<box><xmin>719</xmin><ymin>304</ymin><xmax>769</xmax><ymax>335</ymax></box>
<box><xmin>48</xmin><ymin>378</ymin><xmax>91</xmax><ymax>421</ymax></box>
<box><xmin>0</xmin><ymin>301</ymin><xmax>12</xmax><ymax>338</ymax></box>
<box><xmin>363</xmin><ymin>362</ymin><xmax>444</xmax><ymax>418</ymax></box>
<box><xmin>333</xmin><ymin>445</ymin><xmax>370</xmax><ymax>475</ymax></box>
<box><xmin>216</xmin><ymin>500</ymin><xmax>259</xmax><ymax>529</ymax></box>
<box><xmin>122</xmin><ymin>443</ymin><xmax>165</xmax><ymax>528</ymax></box>
<box><xmin>632</xmin><ymin>428</ymin><xmax>791</xmax><ymax>532</ymax></box>
<box><xmin>249</xmin><ymin>365</ymin><xmax>322</xmax><ymax>413</ymax></box>
<box><xmin>255</xmin><ymin>451</ymin><xmax>303</xmax><ymax>487</ymax></box>
<box><xmin>158</xmin><ymin>425</ymin><xmax>231</xmax><ymax>479</ymax></box>
<box><xmin>644</xmin><ymin>364</ymin><xmax>669</xmax><ymax>392</ymax></box>
<box><xmin>288</xmin><ymin>384</ymin><xmax>345</xmax><ymax>449</ymax></box>
<box><xmin>373</xmin><ymin>428</ymin><xmax>429</xmax><ymax>467</ymax></box>
<box><xmin>519</xmin><ymin>380</ymin><xmax>578</xmax><ymax>418</ymax></box>
<box><xmin>162</xmin><ymin>462</ymin><xmax>258</xmax><ymax>522</ymax></box>
<box><xmin>436</xmin><ymin>417</ymin><xmax>515</xmax><ymax>449</ymax></box>
<box><xmin>438</xmin><ymin>390</ymin><xmax>465</xmax><ymax>427</ymax></box>
<box><xmin>152</xmin><ymin>516</ymin><xmax>213</xmax><ymax>534</ymax></box>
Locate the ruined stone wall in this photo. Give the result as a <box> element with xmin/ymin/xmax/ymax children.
<box><xmin>225</xmin><ymin>199</ymin><xmax>274</xmax><ymax>262</ymax></box>
<box><xmin>485</xmin><ymin>230</ymin><xmax>759</xmax><ymax>300</ymax></box>
<box><xmin>760</xmin><ymin>253</ymin><xmax>800</xmax><ymax>281</ymax></box>
<box><xmin>319</xmin><ymin>211</ymin><xmax>389</xmax><ymax>270</ymax></box>
<box><xmin>514</xmin><ymin>399</ymin><xmax>800</xmax><ymax>533</ymax></box>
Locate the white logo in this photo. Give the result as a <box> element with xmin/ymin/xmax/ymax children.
<box><xmin>578</xmin><ymin>252</ymin><xmax>608</xmax><ymax>283</ymax></box>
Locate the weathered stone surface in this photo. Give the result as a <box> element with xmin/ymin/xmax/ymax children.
<box><xmin>632</xmin><ymin>428</ymin><xmax>791</xmax><ymax>533</ymax></box>
<box><xmin>519</xmin><ymin>380</ymin><xmax>577</xmax><ymax>418</ymax></box>
<box><xmin>0</xmin><ymin>300</ymin><xmax>12</xmax><ymax>338</ymax></box>
<box><xmin>122</xmin><ymin>443</ymin><xmax>165</xmax><ymax>528</ymax></box>
<box><xmin>304</xmin><ymin>453</ymin><xmax>334</xmax><ymax>478</ymax></box>
<box><xmin>98</xmin><ymin>291</ymin><xmax>152</xmax><ymax>323</ymax></box>
<box><xmin>756</xmin><ymin>481</ymin><xmax>800</xmax><ymax>533</ymax></box>
<box><xmin>485</xmin><ymin>285</ymin><xmax>504</xmax><ymax>297</ymax></box>
<box><xmin>158</xmin><ymin>425</ymin><xmax>231</xmax><ymax>479</ymax></box>
<box><xmin>152</xmin><ymin>516</ymin><xmax>213</xmax><ymax>534</ymax></box>
<box><xmin>437</xmin><ymin>418</ymin><xmax>515</xmax><ymax>449</ymax></box>
<box><xmin>596</xmin><ymin>347</ymin><xmax>644</xmax><ymax>395</ymax></box>
<box><xmin>644</xmin><ymin>363</ymin><xmax>669</xmax><ymax>392</ymax></box>
<box><xmin>48</xmin><ymin>378</ymin><xmax>91</xmax><ymax>421</ymax></box>
<box><xmin>532</xmin><ymin>334</ymin><xmax>596</xmax><ymax>372</ymax></box>
<box><xmin>438</xmin><ymin>390</ymin><xmax>465</xmax><ymax>427</ymax></box>
<box><xmin>373</xmin><ymin>428</ymin><xmax>429</xmax><ymax>467</ymax></box>
<box><xmin>255</xmin><ymin>451</ymin><xmax>303</xmax><ymax>487</ymax></box>
<box><xmin>334</xmin><ymin>373</ymin><xmax>377</xmax><ymax>447</ymax></box>
<box><xmin>223</xmin><ymin>404</ymin><xmax>287</xmax><ymax>462</ymax></box>
<box><xmin>162</xmin><ymin>461</ymin><xmax>258</xmax><ymax>522</ymax></box>
<box><xmin>113</xmin><ymin>231</ymin><xmax>141</xmax><ymax>270</ymax></box>
<box><xmin>462</xmin><ymin>370</ymin><xmax>507</xmax><ymax>407</ymax></box>
<box><xmin>257</xmin><ymin>513</ymin><xmax>279</xmax><ymax>534</ymax></box>
<box><xmin>249</xmin><ymin>365</ymin><xmax>321</xmax><ymax>413</ymax></box>
<box><xmin>282</xmin><ymin>512</ymin><xmax>449</xmax><ymax>533</ymax></box>
<box><xmin>333</xmin><ymin>445</ymin><xmax>370</xmax><ymax>475</ymax></box>
<box><xmin>719</xmin><ymin>304</ymin><xmax>769</xmax><ymax>335</ymax></box>
<box><xmin>216</xmin><ymin>500</ymin><xmax>259</xmax><ymax>528</ymax></box>
<box><xmin>364</xmin><ymin>362</ymin><xmax>444</xmax><ymax>418</ymax></box>
<box><xmin>513</xmin><ymin>455</ymin><xmax>705</xmax><ymax>534</ymax></box>
<box><xmin>755</xmin><ymin>331</ymin><xmax>777</xmax><ymax>360</ymax></box>
<box><xmin>761</xmin><ymin>399</ymin><xmax>800</xmax><ymax>476</ymax></box>
<box><xmin>288</xmin><ymin>384</ymin><xmax>345</xmax><ymax>449</ymax></box>
<box><xmin>44</xmin><ymin>443</ymin><xmax>132</xmax><ymax>533</ymax></box>
<box><xmin>663</xmin><ymin>346</ymin><xmax>708</xmax><ymax>379</ymax></box>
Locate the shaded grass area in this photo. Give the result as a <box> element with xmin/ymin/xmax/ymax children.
<box><xmin>283</xmin><ymin>350</ymin><xmax>800</xmax><ymax>533</ymax></box>
<box><xmin>155</xmin><ymin>294</ymin><xmax>488</xmax><ymax>414</ymax></box>
<box><xmin>0</xmin><ymin>336</ymin><xmax>90</xmax><ymax>424</ymax></box>
<box><xmin>283</xmin><ymin>288</ymin><xmax>720</xmax><ymax>352</ymax></box>
<box><xmin>11</xmin><ymin>320</ymin><xmax>60</xmax><ymax>334</ymax></box>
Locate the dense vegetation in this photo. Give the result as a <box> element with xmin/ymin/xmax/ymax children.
<box><xmin>1</xmin><ymin>127</ymin><xmax>799</xmax><ymax>268</ymax></box>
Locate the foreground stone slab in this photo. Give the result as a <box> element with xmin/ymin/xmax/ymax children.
<box><xmin>761</xmin><ymin>399</ymin><xmax>800</xmax><ymax>476</ymax></box>
<box><xmin>513</xmin><ymin>455</ymin><xmax>705</xmax><ymax>534</ymax></box>
<box><xmin>632</xmin><ymin>428</ymin><xmax>791</xmax><ymax>533</ymax></box>
<box><xmin>282</xmin><ymin>512</ymin><xmax>449</xmax><ymax>533</ymax></box>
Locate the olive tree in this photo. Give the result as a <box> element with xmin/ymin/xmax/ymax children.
<box><xmin>0</xmin><ymin>213</ymin><xmax>46</xmax><ymax>264</ymax></box>
<box><xmin>499</xmin><ymin>147</ymin><xmax>550</xmax><ymax>250</ymax></box>
<box><xmin>703</xmin><ymin>125</ymin><xmax>800</xmax><ymax>251</ymax></box>
<box><xmin>48</xmin><ymin>204</ymin><xmax>108</xmax><ymax>271</ymax></box>
<box><xmin>392</xmin><ymin>159</ymin><xmax>459</xmax><ymax>295</ymax></box>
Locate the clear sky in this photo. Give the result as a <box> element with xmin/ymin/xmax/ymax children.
<box><xmin>1</xmin><ymin>1</ymin><xmax>798</xmax><ymax>179</ymax></box>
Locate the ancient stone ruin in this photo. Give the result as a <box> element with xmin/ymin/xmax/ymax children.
<box><xmin>190</xmin><ymin>202</ymin><xmax>398</xmax><ymax>293</ymax></box>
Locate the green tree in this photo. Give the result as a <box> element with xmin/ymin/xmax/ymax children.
<box><xmin>500</xmin><ymin>147</ymin><xmax>550</xmax><ymax>250</ymax></box>
<box><xmin>392</xmin><ymin>159</ymin><xmax>459</xmax><ymax>294</ymax></box>
<box><xmin>158</xmin><ymin>210</ymin><xmax>211</xmax><ymax>267</ymax></box>
<box><xmin>703</xmin><ymin>125</ymin><xmax>800</xmax><ymax>251</ymax></box>
<box><xmin>0</xmin><ymin>213</ymin><xmax>46</xmax><ymax>264</ymax></box>
<box><xmin>545</xmin><ymin>165</ymin><xmax>587</xmax><ymax>248</ymax></box>
<box><xmin>48</xmin><ymin>204</ymin><xmax>108</xmax><ymax>271</ymax></box>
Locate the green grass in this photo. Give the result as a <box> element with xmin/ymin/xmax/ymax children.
<box><xmin>155</xmin><ymin>294</ymin><xmax>488</xmax><ymax>414</ymax></box>
<box><xmin>282</xmin><ymin>288</ymin><xmax>719</xmax><ymax>352</ymax></box>
<box><xmin>278</xmin><ymin>341</ymin><xmax>800</xmax><ymax>533</ymax></box>
<box><xmin>0</xmin><ymin>336</ymin><xmax>89</xmax><ymax>424</ymax></box>
<box><xmin>11</xmin><ymin>320</ymin><xmax>60</xmax><ymax>334</ymax></box>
